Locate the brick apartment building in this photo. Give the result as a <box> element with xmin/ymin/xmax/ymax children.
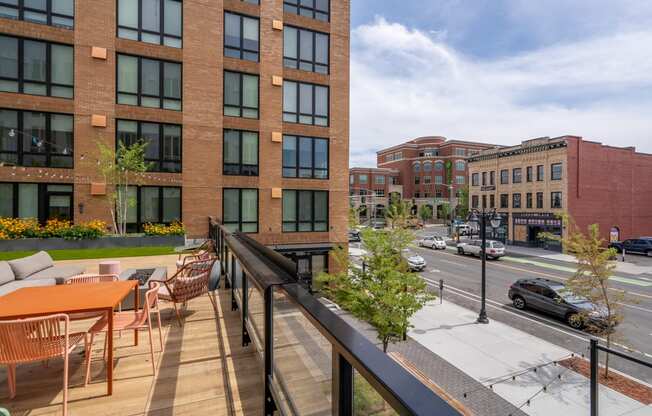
<box><xmin>348</xmin><ymin>166</ymin><xmax>400</xmax><ymax>220</ymax></box>
<box><xmin>468</xmin><ymin>136</ymin><xmax>652</xmax><ymax>248</ymax></box>
<box><xmin>367</xmin><ymin>136</ymin><xmax>496</xmax><ymax>218</ymax></box>
<box><xmin>0</xmin><ymin>0</ymin><xmax>349</xmax><ymax>277</ymax></box>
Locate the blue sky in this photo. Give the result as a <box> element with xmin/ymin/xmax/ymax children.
<box><xmin>349</xmin><ymin>1</ymin><xmax>652</xmax><ymax>166</ymax></box>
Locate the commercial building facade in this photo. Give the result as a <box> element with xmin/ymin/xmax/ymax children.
<box><xmin>468</xmin><ymin>136</ymin><xmax>652</xmax><ymax>248</ymax></box>
<box><xmin>348</xmin><ymin>166</ymin><xmax>400</xmax><ymax>221</ymax></box>
<box><xmin>0</xmin><ymin>0</ymin><xmax>349</xmax><ymax>277</ymax></box>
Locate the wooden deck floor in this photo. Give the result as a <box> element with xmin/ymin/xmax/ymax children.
<box><xmin>0</xmin><ymin>255</ymin><xmax>263</xmax><ymax>416</ymax></box>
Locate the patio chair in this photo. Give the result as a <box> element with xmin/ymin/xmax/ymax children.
<box><xmin>176</xmin><ymin>240</ymin><xmax>215</xmax><ymax>271</ymax></box>
<box><xmin>65</xmin><ymin>274</ymin><xmax>120</xmax><ymax>321</ymax></box>
<box><xmin>84</xmin><ymin>282</ymin><xmax>163</xmax><ymax>384</ymax></box>
<box><xmin>0</xmin><ymin>314</ymin><xmax>88</xmax><ymax>416</ymax></box>
<box><xmin>153</xmin><ymin>258</ymin><xmax>217</xmax><ymax>326</ymax></box>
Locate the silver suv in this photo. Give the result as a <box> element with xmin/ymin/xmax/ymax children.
<box><xmin>457</xmin><ymin>239</ymin><xmax>505</xmax><ymax>260</ymax></box>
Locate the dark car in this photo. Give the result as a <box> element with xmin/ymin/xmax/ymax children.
<box><xmin>508</xmin><ymin>278</ymin><xmax>611</xmax><ymax>329</ymax></box>
<box><xmin>608</xmin><ymin>238</ymin><xmax>652</xmax><ymax>256</ymax></box>
<box><xmin>348</xmin><ymin>229</ymin><xmax>361</xmax><ymax>243</ymax></box>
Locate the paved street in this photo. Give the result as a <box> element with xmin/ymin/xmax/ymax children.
<box><xmin>410</xmin><ymin>229</ymin><xmax>652</xmax><ymax>382</ymax></box>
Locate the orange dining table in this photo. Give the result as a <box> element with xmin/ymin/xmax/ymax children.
<box><xmin>0</xmin><ymin>281</ymin><xmax>138</xmax><ymax>396</ymax></box>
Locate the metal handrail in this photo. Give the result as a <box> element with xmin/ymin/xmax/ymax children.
<box><xmin>208</xmin><ymin>217</ymin><xmax>462</xmax><ymax>416</ymax></box>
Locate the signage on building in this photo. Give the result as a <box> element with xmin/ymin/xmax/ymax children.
<box><xmin>514</xmin><ymin>217</ymin><xmax>562</xmax><ymax>227</ymax></box>
<box><xmin>481</xmin><ymin>185</ymin><xmax>496</xmax><ymax>191</ymax></box>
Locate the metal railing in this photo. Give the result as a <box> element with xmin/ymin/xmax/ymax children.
<box><xmin>209</xmin><ymin>217</ymin><xmax>462</xmax><ymax>416</ymax></box>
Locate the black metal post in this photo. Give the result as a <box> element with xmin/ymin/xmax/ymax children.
<box><xmin>439</xmin><ymin>279</ymin><xmax>444</xmax><ymax>304</ymax></box>
<box><xmin>332</xmin><ymin>352</ymin><xmax>353</xmax><ymax>416</ymax></box>
<box><xmin>241</xmin><ymin>272</ymin><xmax>250</xmax><ymax>346</ymax></box>
<box><xmin>477</xmin><ymin>212</ymin><xmax>489</xmax><ymax>324</ymax></box>
<box><xmin>264</xmin><ymin>287</ymin><xmax>277</xmax><ymax>416</ymax></box>
<box><xmin>590</xmin><ymin>338</ymin><xmax>598</xmax><ymax>416</ymax></box>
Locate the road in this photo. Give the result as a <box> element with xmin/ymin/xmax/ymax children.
<box><xmin>410</xmin><ymin>234</ymin><xmax>652</xmax><ymax>382</ymax></box>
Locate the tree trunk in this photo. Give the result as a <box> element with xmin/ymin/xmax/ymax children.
<box><xmin>382</xmin><ymin>338</ymin><xmax>388</xmax><ymax>353</ymax></box>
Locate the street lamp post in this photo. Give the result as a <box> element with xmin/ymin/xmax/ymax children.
<box><xmin>467</xmin><ymin>208</ymin><xmax>502</xmax><ymax>324</ymax></box>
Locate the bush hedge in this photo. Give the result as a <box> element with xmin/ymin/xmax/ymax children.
<box><xmin>0</xmin><ymin>218</ymin><xmax>106</xmax><ymax>240</ymax></box>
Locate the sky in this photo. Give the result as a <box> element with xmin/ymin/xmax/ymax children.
<box><xmin>348</xmin><ymin>0</ymin><xmax>652</xmax><ymax>167</ymax></box>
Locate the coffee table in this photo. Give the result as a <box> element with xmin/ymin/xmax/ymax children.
<box><xmin>118</xmin><ymin>267</ymin><xmax>167</xmax><ymax>310</ymax></box>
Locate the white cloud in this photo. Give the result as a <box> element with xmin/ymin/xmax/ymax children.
<box><xmin>350</xmin><ymin>17</ymin><xmax>652</xmax><ymax>167</ymax></box>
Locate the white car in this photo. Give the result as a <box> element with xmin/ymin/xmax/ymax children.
<box><xmin>418</xmin><ymin>235</ymin><xmax>447</xmax><ymax>250</ymax></box>
<box><xmin>456</xmin><ymin>224</ymin><xmax>474</xmax><ymax>236</ymax></box>
<box><xmin>402</xmin><ymin>250</ymin><xmax>427</xmax><ymax>271</ymax></box>
<box><xmin>457</xmin><ymin>239</ymin><xmax>506</xmax><ymax>260</ymax></box>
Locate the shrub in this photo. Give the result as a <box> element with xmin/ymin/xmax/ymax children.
<box><xmin>143</xmin><ymin>221</ymin><xmax>185</xmax><ymax>236</ymax></box>
<box><xmin>0</xmin><ymin>217</ymin><xmax>106</xmax><ymax>240</ymax></box>
<box><xmin>0</xmin><ymin>218</ymin><xmax>41</xmax><ymax>239</ymax></box>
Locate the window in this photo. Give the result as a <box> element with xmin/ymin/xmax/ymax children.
<box><xmin>424</xmin><ymin>176</ymin><xmax>431</xmax><ymax>184</ymax></box>
<box><xmin>434</xmin><ymin>175</ymin><xmax>443</xmax><ymax>184</ymax></box>
<box><xmin>0</xmin><ymin>36</ymin><xmax>73</xmax><ymax>98</ymax></box>
<box><xmin>423</xmin><ymin>161</ymin><xmax>432</xmax><ymax>172</ymax></box>
<box><xmin>0</xmin><ymin>0</ymin><xmax>74</xmax><ymax>28</ymax></box>
<box><xmin>500</xmin><ymin>194</ymin><xmax>508</xmax><ymax>209</ymax></box>
<box><xmin>224</xmin><ymin>71</ymin><xmax>258</xmax><ymax>118</ymax></box>
<box><xmin>117</xmin><ymin>0</ymin><xmax>182</xmax><ymax>47</ymax></box>
<box><xmin>455</xmin><ymin>160</ymin><xmax>465</xmax><ymax>170</ymax></box>
<box><xmin>117</xmin><ymin>54</ymin><xmax>181</xmax><ymax>110</ymax></box>
<box><xmin>358</xmin><ymin>174</ymin><xmax>367</xmax><ymax>184</ymax></box>
<box><xmin>414</xmin><ymin>192</ymin><xmax>420</xmax><ymax>198</ymax></box>
<box><xmin>0</xmin><ymin>110</ymin><xmax>73</xmax><ymax>168</ymax></box>
<box><xmin>456</xmin><ymin>175</ymin><xmax>465</xmax><ymax>184</ymax></box>
<box><xmin>434</xmin><ymin>161</ymin><xmax>444</xmax><ymax>171</ymax></box>
<box><xmin>375</xmin><ymin>175</ymin><xmax>385</xmax><ymax>185</ymax></box>
<box><xmin>391</xmin><ymin>176</ymin><xmax>400</xmax><ymax>185</ymax></box>
<box><xmin>489</xmin><ymin>194</ymin><xmax>495</xmax><ymax>208</ymax></box>
<box><xmin>526</xmin><ymin>166</ymin><xmax>533</xmax><ymax>182</ymax></box>
<box><xmin>414</xmin><ymin>176</ymin><xmax>420</xmax><ymax>185</ymax></box>
<box><xmin>284</xmin><ymin>26</ymin><xmax>328</xmax><ymax>74</ymax></box>
<box><xmin>283</xmin><ymin>0</ymin><xmax>329</xmax><ymax>21</ymax></box>
<box><xmin>471</xmin><ymin>195</ymin><xmax>479</xmax><ymax>208</ymax></box>
<box><xmin>413</xmin><ymin>163</ymin><xmax>420</xmax><ymax>173</ymax></box>
<box><xmin>512</xmin><ymin>193</ymin><xmax>521</xmax><ymax>208</ymax></box>
<box><xmin>282</xmin><ymin>135</ymin><xmax>328</xmax><ymax>179</ymax></box>
<box><xmin>500</xmin><ymin>169</ymin><xmax>509</xmax><ymax>184</ymax></box>
<box><xmin>482</xmin><ymin>195</ymin><xmax>487</xmax><ymax>209</ymax></box>
<box><xmin>454</xmin><ymin>148</ymin><xmax>466</xmax><ymax>156</ymax></box>
<box><xmin>116</xmin><ymin>120</ymin><xmax>181</xmax><ymax>173</ymax></box>
<box><xmin>435</xmin><ymin>191</ymin><xmax>442</xmax><ymax>198</ymax></box>
<box><xmin>537</xmin><ymin>165</ymin><xmax>544</xmax><ymax>181</ymax></box>
<box><xmin>481</xmin><ymin>172</ymin><xmax>487</xmax><ymax>186</ymax></box>
<box><xmin>283</xmin><ymin>81</ymin><xmax>328</xmax><ymax>126</ymax></box>
<box><xmin>375</xmin><ymin>189</ymin><xmax>384</xmax><ymax>197</ymax></box>
<box><xmin>223</xmin><ymin>129</ymin><xmax>258</xmax><ymax>176</ymax></box>
<box><xmin>283</xmin><ymin>190</ymin><xmax>328</xmax><ymax>232</ymax></box>
<box><xmin>526</xmin><ymin>192</ymin><xmax>533</xmax><ymax>208</ymax></box>
<box><xmin>224</xmin><ymin>12</ymin><xmax>259</xmax><ymax>61</ymax></box>
<box><xmin>471</xmin><ymin>173</ymin><xmax>479</xmax><ymax>186</ymax></box>
<box><xmin>551</xmin><ymin>163</ymin><xmax>562</xmax><ymax>180</ymax></box>
<box><xmin>241</xmin><ymin>0</ymin><xmax>258</xmax><ymax>3</ymax></box>
<box><xmin>512</xmin><ymin>168</ymin><xmax>522</xmax><ymax>183</ymax></box>
<box><xmin>0</xmin><ymin>182</ymin><xmax>73</xmax><ymax>222</ymax></box>
<box><xmin>123</xmin><ymin>186</ymin><xmax>181</xmax><ymax>232</ymax></box>
<box><xmin>536</xmin><ymin>192</ymin><xmax>544</xmax><ymax>209</ymax></box>
<box><xmin>551</xmin><ymin>192</ymin><xmax>562</xmax><ymax>209</ymax></box>
<box><xmin>489</xmin><ymin>171</ymin><xmax>495</xmax><ymax>186</ymax></box>
<box><xmin>349</xmin><ymin>174</ymin><xmax>354</xmax><ymax>185</ymax></box>
<box><xmin>223</xmin><ymin>188</ymin><xmax>258</xmax><ymax>233</ymax></box>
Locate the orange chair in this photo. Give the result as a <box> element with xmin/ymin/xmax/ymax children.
<box><xmin>84</xmin><ymin>282</ymin><xmax>163</xmax><ymax>385</ymax></box>
<box><xmin>65</xmin><ymin>274</ymin><xmax>120</xmax><ymax>321</ymax></box>
<box><xmin>0</xmin><ymin>314</ymin><xmax>88</xmax><ymax>416</ymax></box>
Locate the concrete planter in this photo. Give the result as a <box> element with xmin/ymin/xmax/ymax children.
<box><xmin>0</xmin><ymin>235</ymin><xmax>185</xmax><ymax>252</ymax></box>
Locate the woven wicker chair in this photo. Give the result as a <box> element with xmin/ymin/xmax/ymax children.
<box><xmin>0</xmin><ymin>314</ymin><xmax>88</xmax><ymax>415</ymax></box>
<box><xmin>153</xmin><ymin>258</ymin><xmax>217</xmax><ymax>326</ymax></box>
<box><xmin>176</xmin><ymin>240</ymin><xmax>215</xmax><ymax>271</ymax></box>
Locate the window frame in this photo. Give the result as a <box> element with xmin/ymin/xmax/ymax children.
<box><xmin>500</xmin><ymin>194</ymin><xmax>508</xmax><ymax>209</ymax></box>
<box><xmin>551</xmin><ymin>191</ymin><xmax>562</xmax><ymax>209</ymax></box>
<box><xmin>471</xmin><ymin>195</ymin><xmax>479</xmax><ymax>209</ymax></box>
<box><xmin>471</xmin><ymin>173</ymin><xmax>479</xmax><ymax>186</ymax></box>
<box><xmin>0</xmin><ymin>109</ymin><xmax>74</xmax><ymax>169</ymax></box>
<box><xmin>500</xmin><ymin>169</ymin><xmax>509</xmax><ymax>184</ymax></box>
<box><xmin>282</xmin><ymin>189</ymin><xmax>329</xmax><ymax>233</ymax></box>
<box><xmin>551</xmin><ymin>163</ymin><xmax>563</xmax><ymax>181</ymax></box>
<box><xmin>0</xmin><ymin>182</ymin><xmax>74</xmax><ymax>223</ymax></box>
<box><xmin>537</xmin><ymin>165</ymin><xmax>544</xmax><ymax>181</ymax></box>
<box><xmin>116</xmin><ymin>119</ymin><xmax>182</xmax><ymax>173</ymax></box>
<box><xmin>224</xmin><ymin>11</ymin><xmax>260</xmax><ymax>62</ymax></box>
<box><xmin>116</xmin><ymin>53</ymin><xmax>182</xmax><ymax>110</ymax></box>
<box><xmin>283</xmin><ymin>80</ymin><xmax>329</xmax><ymax>126</ymax></box>
<box><xmin>124</xmin><ymin>185</ymin><xmax>182</xmax><ymax>232</ymax></box>
<box><xmin>0</xmin><ymin>35</ymin><xmax>74</xmax><ymax>98</ymax></box>
<box><xmin>224</xmin><ymin>70</ymin><xmax>259</xmax><ymax>119</ymax></box>
<box><xmin>282</xmin><ymin>135</ymin><xmax>329</xmax><ymax>179</ymax></box>
<box><xmin>283</xmin><ymin>0</ymin><xmax>330</xmax><ymax>21</ymax></box>
<box><xmin>283</xmin><ymin>24</ymin><xmax>329</xmax><ymax>74</ymax></box>
<box><xmin>536</xmin><ymin>192</ymin><xmax>544</xmax><ymax>209</ymax></box>
<box><xmin>223</xmin><ymin>129</ymin><xmax>259</xmax><ymax>176</ymax></box>
<box><xmin>116</xmin><ymin>0</ymin><xmax>183</xmax><ymax>47</ymax></box>
<box><xmin>526</xmin><ymin>192</ymin><xmax>533</xmax><ymax>208</ymax></box>
<box><xmin>512</xmin><ymin>193</ymin><xmax>521</xmax><ymax>209</ymax></box>
<box><xmin>526</xmin><ymin>166</ymin><xmax>533</xmax><ymax>182</ymax></box>
<box><xmin>222</xmin><ymin>187</ymin><xmax>259</xmax><ymax>233</ymax></box>
<box><xmin>0</xmin><ymin>0</ymin><xmax>74</xmax><ymax>29</ymax></box>
<box><xmin>512</xmin><ymin>168</ymin><xmax>522</xmax><ymax>183</ymax></box>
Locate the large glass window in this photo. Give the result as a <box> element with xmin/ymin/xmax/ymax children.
<box><xmin>512</xmin><ymin>193</ymin><xmax>521</xmax><ymax>209</ymax></box>
<box><xmin>0</xmin><ymin>109</ymin><xmax>72</xmax><ymax>168</ymax></box>
<box><xmin>537</xmin><ymin>165</ymin><xmax>544</xmax><ymax>181</ymax></box>
<box><xmin>283</xmin><ymin>26</ymin><xmax>328</xmax><ymax>74</ymax></box>
<box><xmin>500</xmin><ymin>169</ymin><xmax>509</xmax><ymax>184</ymax></box>
<box><xmin>374</xmin><ymin>175</ymin><xmax>385</xmax><ymax>185</ymax></box>
<box><xmin>0</xmin><ymin>0</ymin><xmax>74</xmax><ymax>28</ymax></box>
<box><xmin>455</xmin><ymin>160</ymin><xmax>465</xmax><ymax>170</ymax></box>
<box><xmin>223</xmin><ymin>188</ymin><xmax>258</xmax><ymax>233</ymax></box>
<box><xmin>500</xmin><ymin>194</ymin><xmax>508</xmax><ymax>208</ymax></box>
<box><xmin>283</xmin><ymin>81</ymin><xmax>328</xmax><ymax>126</ymax></box>
<box><xmin>117</xmin><ymin>54</ymin><xmax>181</xmax><ymax>110</ymax></box>
<box><xmin>283</xmin><ymin>0</ymin><xmax>329</xmax><ymax>21</ymax></box>
<box><xmin>551</xmin><ymin>192</ymin><xmax>562</xmax><ymax>208</ymax></box>
<box><xmin>551</xmin><ymin>163</ymin><xmax>563</xmax><ymax>180</ymax></box>
<box><xmin>117</xmin><ymin>0</ymin><xmax>182</xmax><ymax>48</ymax></box>
<box><xmin>224</xmin><ymin>12</ymin><xmax>259</xmax><ymax>62</ymax></box>
<box><xmin>282</xmin><ymin>190</ymin><xmax>328</xmax><ymax>232</ymax></box>
<box><xmin>116</xmin><ymin>120</ymin><xmax>181</xmax><ymax>173</ymax></box>
<box><xmin>512</xmin><ymin>168</ymin><xmax>522</xmax><ymax>183</ymax></box>
<box><xmin>0</xmin><ymin>182</ymin><xmax>72</xmax><ymax>221</ymax></box>
<box><xmin>0</xmin><ymin>36</ymin><xmax>73</xmax><ymax>98</ymax></box>
<box><xmin>224</xmin><ymin>71</ymin><xmax>259</xmax><ymax>118</ymax></box>
<box><xmin>125</xmin><ymin>186</ymin><xmax>181</xmax><ymax>232</ymax></box>
<box><xmin>223</xmin><ymin>129</ymin><xmax>258</xmax><ymax>176</ymax></box>
<box><xmin>536</xmin><ymin>192</ymin><xmax>544</xmax><ymax>209</ymax></box>
<box><xmin>282</xmin><ymin>135</ymin><xmax>328</xmax><ymax>179</ymax></box>
<box><xmin>471</xmin><ymin>173</ymin><xmax>479</xmax><ymax>186</ymax></box>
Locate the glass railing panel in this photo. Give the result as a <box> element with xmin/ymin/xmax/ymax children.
<box><xmin>233</xmin><ymin>258</ymin><xmax>243</xmax><ymax>307</ymax></box>
<box><xmin>246</xmin><ymin>278</ymin><xmax>265</xmax><ymax>348</ymax></box>
<box><xmin>272</xmin><ymin>287</ymin><xmax>333</xmax><ymax>415</ymax></box>
<box><xmin>354</xmin><ymin>370</ymin><xmax>399</xmax><ymax>415</ymax></box>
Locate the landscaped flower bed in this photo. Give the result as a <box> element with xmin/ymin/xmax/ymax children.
<box><xmin>143</xmin><ymin>221</ymin><xmax>185</xmax><ymax>236</ymax></box>
<box><xmin>0</xmin><ymin>218</ymin><xmax>106</xmax><ymax>240</ymax></box>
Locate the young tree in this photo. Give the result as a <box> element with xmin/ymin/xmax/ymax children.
<box><xmin>418</xmin><ymin>205</ymin><xmax>433</xmax><ymax>223</ymax></box>
<box><xmin>96</xmin><ymin>140</ymin><xmax>150</xmax><ymax>235</ymax></box>
<box><xmin>317</xmin><ymin>227</ymin><xmax>435</xmax><ymax>352</ymax></box>
<box><xmin>385</xmin><ymin>199</ymin><xmax>411</xmax><ymax>229</ymax></box>
<box><xmin>457</xmin><ymin>185</ymin><xmax>470</xmax><ymax>219</ymax></box>
<box><xmin>439</xmin><ymin>203</ymin><xmax>451</xmax><ymax>224</ymax></box>
<box><xmin>349</xmin><ymin>206</ymin><xmax>360</xmax><ymax>229</ymax></box>
<box><xmin>541</xmin><ymin>216</ymin><xmax>624</xmax><ymax>377</ymax></box>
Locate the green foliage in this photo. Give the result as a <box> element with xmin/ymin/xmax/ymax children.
<box><xmin>457</xmin><ymin>185</ymin><xmax>469</xmax><ymax>219</ymax></box>
<box><xmin>385</xmin><ymin>199</ymin><xmax>411</xmax><ymax>229</ymax></box>
<box><xmin>439</xmin><ymin>203</ymin><xmax>451</xmax><ymax>222</ymax></box>
<box><xmin>317</xmin><ymin>227</ymin><xmax>435</xmax><ymax>353</ymax></box>
<box><xmin>349</xmin><ymin>206</ymin><xmax>360</xmax><ymax>229</ymax></box>
<box><xmin>0</xmin><ymin>246</ymin><xmax>177</xmax><ymax>261</ymax></box>
<box><xmin>354</xmin><ymin>372</ymin><xmax>398</xmax><ymax>415</ymax></box>
<box><xmin>444</xmin><ymin>160</ymin><xmax>453</xmax><ymax>185</ymax></box>
<box><xmin>418</xmin><ymin>205</ymin><xmax>433</xmax><ymax>222</ymax></box>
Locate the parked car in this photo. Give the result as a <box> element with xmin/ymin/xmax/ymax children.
<box><xmin>348</xmin><ymin>229</ymin><xmax>361</xmax><ymax>242</ymax></box>
<box><xmin>402</xmin><ymin>250</ymin><xmax>426</xmax><ymax>272</ymax></box>
<box><xmin>508</xmin><ymin>278</ymin><xmax>612</xmax><ymax>330</ymax></box>
<box><xmin>456</xmin><ymin>224</ymin><xmax>473</xmax><ymax>236</ymax></box>
<box><xmin>457</xmin><ymin>239</ymin><xmax>505</xmax><ymax>259</ymax></box>
<box><xmin>608</xmin><ymin>238</ymin><xmax>652</xmax><ymax>256</ymax></box>
<box><xmin>418</xmin><ymin>235</ymin><xmax>447</xmax><ymax>250</ymax></box>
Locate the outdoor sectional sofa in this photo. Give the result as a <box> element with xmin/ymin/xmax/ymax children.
<box><xmin>0</xmin><ymin>251</ymin><xmax>85</xmax><ymax>296</ymax></box>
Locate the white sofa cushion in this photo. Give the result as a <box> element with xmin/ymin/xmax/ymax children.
<box><xmin>8</xmin><ymin>251</ymin><xmax>54</xmax><ymax>280</ymax></box>
<box><xmin>0</xmin><ymin>261</ymin><xmax>14</xmax><ymax>286</ymax></box>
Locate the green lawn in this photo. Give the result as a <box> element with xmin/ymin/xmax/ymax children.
<box><xmin>0</xmin><ymin>246</ymin><xmax>177</xmax><ymax>261</ymax></box>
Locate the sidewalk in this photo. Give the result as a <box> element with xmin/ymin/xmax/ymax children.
<box><xmin>409</xmin><ymin>301</ymin><xmax>651</xmax><ymax>416</ymax></box>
